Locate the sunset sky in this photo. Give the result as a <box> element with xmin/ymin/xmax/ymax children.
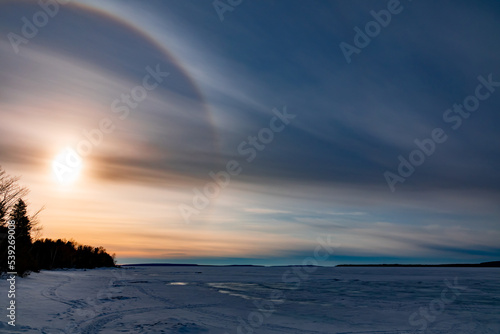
<box><xmin>1</xmin><ymin>0</ymin><xmax>499</xmax><ymax>265</ymax></box>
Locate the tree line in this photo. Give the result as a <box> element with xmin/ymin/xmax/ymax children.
<box><xmin>0</xmin><ymin>167</ymin><xmax>115</xmax><ymax>276</ymax></box>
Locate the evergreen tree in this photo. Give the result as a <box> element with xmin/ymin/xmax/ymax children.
<box><xmin>0</xmin><ymin>167</ymin><xmax>116</xmax><ymax>276</ymax></box>
<box><xmin>9</xmin><ymin>199</ymin><xmax>32</xmax><ymax>246</ymax></box>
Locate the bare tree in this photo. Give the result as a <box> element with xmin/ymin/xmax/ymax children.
<box><xmin>0</xmin><ymin>167</ymin><xmax>43</xmax><ymax>238</ymax></box>
<box><xmin>0</xmin><ymin>166</ymin><xmax>29</xmax><ymax>226</ymax></box>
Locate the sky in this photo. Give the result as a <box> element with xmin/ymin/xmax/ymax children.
<box><xmin>1</xmin><ymin>0</ymin><xmax>499</xmax><ymax>265</ymax></box>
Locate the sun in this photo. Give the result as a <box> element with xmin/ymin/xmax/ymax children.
<box><xmin>52</xmin><ymin>147</ymin><xmax>83</xmax><ymax>185</ymax></box>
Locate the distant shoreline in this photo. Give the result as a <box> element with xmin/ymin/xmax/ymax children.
<box><xmin>336</xmin><ymin>261</ymin><xmax>500</xmax><ymax>268</ymax></box>
<box><xmin>120</xmin><ymin>263</ymin><xmax>266</xmax><ymax>267</ymax></box>
<box><xmin>119</xmin><ymin>261</ymin><xmax>500</xmax><ymax>268</ymax></box>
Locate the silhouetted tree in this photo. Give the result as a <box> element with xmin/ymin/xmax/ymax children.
<box><xmin>0</xmin><ymin>167</ymin><xmax>31</xmax><ymax>275</ymax></box>
<box><xmin>9</xmin><ymin>199</ymin><xmax>31</xmax><ymax>245</ymax></box>
<box><xmin>31</xmin><ymin>239</ymin><xmax>115</xmax><ymax>270</ymax></box>
<box><xmin>0</xmin><ymin>167</ymin><xmax>29</xmax><ymax>226</ymax></box>
<box><xmin>6</xmin><ymin>199</ymin><xmax>40</xmax><ymax>275</ymax></box>
<box><xmin>1</xmin><ymin>167</ymin><xmax>116</xmax><ymax>276</ymax></box>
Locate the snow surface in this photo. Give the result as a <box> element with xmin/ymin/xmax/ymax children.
<box><xmin>0</xmin><ymin>266</ymin><xmax>498</xmax><ymax>333</ymax></box>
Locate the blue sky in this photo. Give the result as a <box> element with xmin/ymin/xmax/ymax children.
<box><xmin>1</xmin><ymin>0</ymin><xmax>499</xmax><ymax>265</ymax></box>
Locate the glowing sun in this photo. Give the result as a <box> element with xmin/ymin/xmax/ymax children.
<box><xmin>52</xmin><ymin>148</ymin><xmax>83</xmax><ymax>185</ymax></box>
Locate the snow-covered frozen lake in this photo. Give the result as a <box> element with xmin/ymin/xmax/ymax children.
<box><xmin>0</xmin><ymin>266</ymin><xmax>498</xmax><ymax>333</ymax></box>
